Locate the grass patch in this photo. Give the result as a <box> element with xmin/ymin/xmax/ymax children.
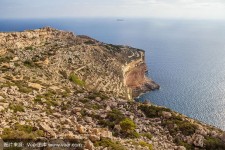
<box><xmin>25</xmin><ymin>46</ymin><xmax>34</xmax><ymax>51</ymax></box>
<box><xmin>141</xmin><ymin>133</ymin><xmax>153</xmax><ymax>140</ymax></box>
<box><xmin>131</xmin><ymin>141</ymin><xmax>153</xmax><ymax>150</ymax></box>
<box><xmin>139</xmin><ymin>104</ymin><xmax>197</xmax><ymax>136</ymax></box>
<box><xmin>162</xmin><ymin>115</ymin><xmax>197</xmax><ymax>136</ymax></box>
<box><xmin>69</xmin><ymin>73</ymin><xmax>85</xmax><ymax>86</ymax></box>
<box><xmin>87</xmin><ymin>91</ymin><xmax>109</xmax><ymax>100</ymax></box>
<box><xmin>94</xmin><ymin>138</ymin><xmax>126</xmax><ymax>150</ymax></box>
<box><xmin>23</xmin><ymin>60</ymin><xmax>37</xmax><ymax>68</ymax></box>
<box><xmin>0</xmin><ymin>56</ymin><xmax>12</xmax><ymax>63</ymax></box>
<box><xmin>9</xmin><ymin>104</ymin><xmax>25</xmax><ymax>113</ymax></box>
<box><xmin>84</xmin><ymin>40</ymin><xmax>96</xmax><ymax>45</ymax></box>
<box><xmin>138</xmin><ymin>104</ymin><xmax>171</xmax><ymax>118</ymax></box>
<box><xmin>1</xmin><ymin>124</ymin><xmax>44</xmax><ymax>140</ymax></box>
<box><xmin>120</xmin><ymin>118</ymin><xmax>136</xmax><ymax>132</ymax></box>
<box><xmin>175</xmin><ymin>138</ymin><xmax>194</xmax><ymax>150</ymax></box>
<box><xmin>204</xmin><ymin>137</ymin><xmax>225</xmax><ymax>150</ymax></box>
<box><xmin>120</xmin><ymin>118</ymin><xmax>139</xmax><ymax>138</ymax></box>
<box><xmin>34</xmin><ymin>90</ymin><xmax>58</xmax><ymax>107</ymax></box>
<box><xmin>99</xmin><ymin>109</ymin><xmax>125</xmax><ymax>129</ymax></box>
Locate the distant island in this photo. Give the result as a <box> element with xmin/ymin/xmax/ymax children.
<box><xmin>0</xmin><ymin>27</ymin><xmax>225</xmax><ymax>150</ymax></box>
<box><xmin>117</xmin><ymin>19</ymin><xmax>125</xmax><ymax>21</ymax></box>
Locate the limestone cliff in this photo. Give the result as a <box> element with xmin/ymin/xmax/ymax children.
<box><xmin>0</xmin><ymin>27</ymin><xmax>158</xmax><ymax>100</ymax></box>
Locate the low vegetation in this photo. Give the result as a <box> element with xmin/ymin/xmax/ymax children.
<box><xmin>25</xmin><ymin>46</ymin><xmax>34</xmax><ymax>51</ymax></box>
<box><xmin>1</xmin><ymin>124</ymin><xmax>44</xmax><ymax>140</ymax></box>
<box><xmin>69</xmin><ymin>73</ymin><xmax>85</xmax><ymax>86</ymax></box>
<box><xmin>86</xmin><ymin>91</ymin><xmax>108</xmax><ymax>100</ymax></box>
<box><xmin>99</xmin><ymin>109</ymin><xmax>125</xmax><ymax>129</ymax></box>
<box><xmin>138</xmin><ymin>104</ymin><xmax>171</xmax><ymax>118</ymax></box>
<box><xmin>9</xmin><ymin>104</ymin><xmax>25</xmax><ymax>113</ymax></box>
<box><xmin>131</xmin><ymin>140</ymin><xmax>153</xmax><ymax>150</ymax></box>
<box><xmin>94</xmin><ymin>138</ymin><xmax>126</xmax><ymax>150</ymax></box>
<box><xmin>141</xmin><ymin>133</ymin><xmax>153</xmax><ymax>140</ymax></box>
<box><xmin>162</xmin><ymin>115</ymin><xmax>197</xmax><ymax>136</ymax></box>
<box><xmin>120</xmin><ymin>118</ymin><xmax>139</xmax><ymax>138</ymax></box>
<box><xmin>204</xmin><ymin>137</ymin><xmax>225</xmax><ymax>150</ymax></box>
<box><xmin>139</xmin><ymin>104</ymin><xmax>197</xmax><ymax>136</ymax></box>
<box><xmin>34</xmin><ymin>90</ymin><xmax>58</xmax><ymax>107</ymax></box>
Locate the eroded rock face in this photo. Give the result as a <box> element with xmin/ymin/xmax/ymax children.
<box><xmin>125</xmin><ymin>63</ymin><xmax>159</xmax><ymax>97</ymax></box>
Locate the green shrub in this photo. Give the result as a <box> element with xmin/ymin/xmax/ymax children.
<box><xmin>85</xmin><ymin>103</ymin><xmax>103</xmax><ymax>110</ymax></box>
<box><xmin>139</xmin><ymin>141</ymin><xmax>153</xmax><ymax>150</ymax></box>
<box><xmin>120</xmin><ymin>118</ymin><xmax>136</xmax><ymax>132</ymax></box>
<box><xmin>13</xmin><ymin>81</ymin><xmax>33</xmax><ymax>93</ymax></box>
<box><xmin>178</xmin><ymin>122</ymin><xmax>197</xmax><ymax>136</ymax></box>
<box><xmin>1</xmin><ymin>124</ymin><xmax>44</xmax><ymax>140</ymax></box>
<box><xmin>87</xmin><ymin>92</ymin><xmax>108</xmax><ymax>100</ymax></box>
<box><xmin>175</xmin><ymin>138</ymin><xmax>193</xmax><ymax>150</ymax></box>
<box><xmin>132</xmin><ymin>141</ymin><xmax>153</xmax><ymax>150</ymax></box>
<box><xmin>9</xmin><ymin>104</ymin><xmax>25</xmax><ymax>113</ymax></box>
<box><xmin>204</xmin><ymin>137</ymin><xmax>225</xmax><ymax>150</ymax></box>
<box><xmin>59</xmin><ymin>70</ymin><xmax>68</xmax><ymax>79</ymax></box>
<box><xmin>0</xmin><ymin>56</ymin><xmax>12</xmax><ymax>63</ymax></box>
<box><xmin>94</xmin><ymin>138</ymin><xmax>126</xmax><ymax>150</ymax></box>
<box><xmin>119</xmin><ymin>118</ymin><xmax>139</xmax><ymax>138</ymax></box>
<box><xmin>99</xmin><ymin>109</ymin><xmax>125</xmax><ymax>129</ymax></box>
<box><xmin>25</xmin><ymin>46</ymin><xmax>34</xmax><ymax>50</ymax></box>
<box><xmin>23</xmin><ymin>60</ymin><xmax>35</xmax><ymax>67</ymax></box>
<box><xmin>141</xmin><ymin>133</ymin><xmax>153</xmax><ymax>140</ymax></box>
<box><xmin>34</xmin><ymin>91</ymin><xmax>58</xmax><ymax>107</ymax></box>
<box><xmin>138</xmin><ymin>104</ymin><xmax>171</xmax><ymax>118</ymax></box>
<box><xmin>69</xmin><ymin>73</ymin><xmax>85</xmax><ymax>86</ymax></box>
<box><xmin>162</xmin><ymin>115</ymin><xmax>197</xmax><ymax>136</ymax></box>
<box><xmin>84</xmin><ymin>40</ymin><xmax>95</xmax><ymax>45</ymax></box>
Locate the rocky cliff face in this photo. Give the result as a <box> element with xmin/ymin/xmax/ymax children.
<box><xmin>0</xmin><ymin>27</ymin><xmax>225</xmax><ymax>150</ymax></box>
<box><xmin>0</xmin><ymin>27</ymin><xmax>158</xmax><ymax>100</ymax></box>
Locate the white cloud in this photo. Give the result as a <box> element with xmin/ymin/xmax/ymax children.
<box><xmin>0</xmin><ymin>0</ymin><xmax>225</xmax><ymax>19</ymax></box>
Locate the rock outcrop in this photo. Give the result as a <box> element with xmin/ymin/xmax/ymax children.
<box><xmin>0</xmin><ymin>27</ymin><xmax>224</xmax><ymax>150</ymax></box>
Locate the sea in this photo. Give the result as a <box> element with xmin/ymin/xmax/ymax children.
<box><xmin>1</xmin><ymin>18</ymin><xmax>225</xmax><ymax>130</ymax></box>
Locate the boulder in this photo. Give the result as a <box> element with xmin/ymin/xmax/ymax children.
<box><xmin>106</xmin><ymin>105</ymin><xmax>111</xmax><ymax>111</ymax></box>
<box><xmin>114</xmin><ymin>124</ymin><xmax>122</xmax><ymax>132</ymax></box>
<box><xmin>193</xmin><ymin>134</ymin><xmax>204</xmax><ymax>148</ymax></box>
<box><xmin>85</xmin><ymin>140</ymin><xmax>94</xmax><ymax>150</ymax></box>
<box><xmin>95</xmin><ymin>97</ymin><xmax>101</xmax><ymax>101</ymax></box>
<box><xmin>39</xmin><ymin>122</ymin><xmax>56</xmax><ymax>138</ymax></box>
<box><xmin>0</xmin><ymin>103</ymin><xmax>9</xmax><ymax>108</ymax></box>
<box><xmin>99</xmin><ymin>128</ymin><xmax>112</xmax><ymax>139</ymax></box>
<box><xmin>162</xmin><ymin>111</ymin><xmax>172</xmax><ymax>119</ymax></box>
<box><xmin>10</xmin><ymin>57</ymin><xmax>19</xmax><ymax>62</ymax></box>
<box><xmin>28</xmin><ymin>82</ymin><xmax>43</xmax><ymax>91</ymax></box>
<box><xmin>77</xmin><ymin>124</ymin><xmax>86</xmax><ymax>134</ymax></box>
<box><xmin>89</xmin><ymin>134</ymin><xmax>100</xmax><ymax>142</ymax></box>
<box><xmin>0</xmin><ymin>106</ymin><xmax>4</xmax><ymax>111</ymax></box>
<box><xmin>85</xmin><ymin>117</ymin><xmax>92</xmax><ymax>123</ymax></box>
<box><xmin>0</xmin><ymin>96</ymin><xmax>4</xmax><ymax>100</ymax></box>
<box><xmin>72</xmin><ymin>107</ymin><xmax>82</xmax><ymax>113</ymax></box>
<box><xmin>176</xmin><ymin>146</ymin><xmax>186</xmax><ymax>150</ymax></box>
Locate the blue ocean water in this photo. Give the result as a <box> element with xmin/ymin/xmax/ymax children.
<box><xmin>1</xmin><ymin>18</ymin><xmax>225</xmax><ymax>130</ymax></box>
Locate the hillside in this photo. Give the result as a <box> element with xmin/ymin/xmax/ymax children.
<box><xmin>0</xmin><ymin>27</ymin><xmax>225</xmax><ymax>150</ymax></box>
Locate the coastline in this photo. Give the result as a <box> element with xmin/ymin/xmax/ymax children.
<box><xmin>0</xmin><ymin>27</ymin><xmax>225</xmax><ymax>150</ymax></box>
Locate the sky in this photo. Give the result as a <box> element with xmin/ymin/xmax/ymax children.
<box><xmin>1</xmin><ymin>0</ymin><xmax>225</xmax><ymax>19</ymax></box>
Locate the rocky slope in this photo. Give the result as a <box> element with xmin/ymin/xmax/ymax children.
<box><xmin>0</xmin><ymin>27</ymin><xmax>225</xmax><ymax>150</ymax></box>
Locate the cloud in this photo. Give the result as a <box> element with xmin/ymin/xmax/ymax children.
<box><xmin>0</xmin><ymin>0</ymin><xmax>225</xmax><ymax>19</ymax></box>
